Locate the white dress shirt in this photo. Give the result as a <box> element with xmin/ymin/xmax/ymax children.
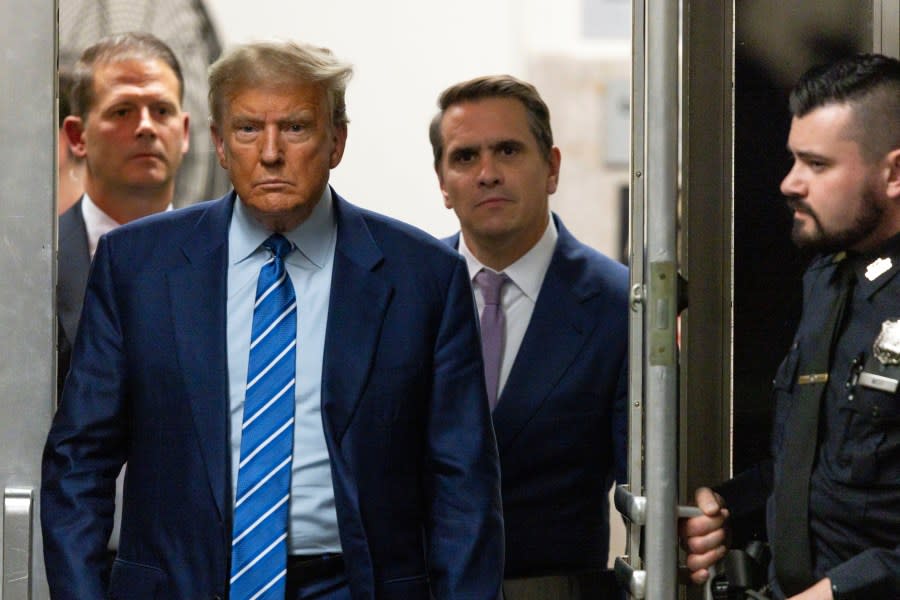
<box><xmin>227</xmin><ymin>188</ymin><xmax>341</xmax><ymax>554</ymax></box>
<box><xmin>459</xmin><ymin>216</ymin><xmax>558</xmax><ymax>398</ymax></box>
<box><xmin>80</xmin><ymin>193</ymin><xmax>173</xmax><ymax>259</ymax></box>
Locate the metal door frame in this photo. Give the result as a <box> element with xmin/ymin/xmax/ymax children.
<box><xmin>617</xmin><ymin>1</ymin><xmax>686</xmax><ymax>598</ymax></box>
<box><xmin>875</xmin><ymin>0</ymin><xmax>900</xmax><ymax>57</ymax></box>
<box><xmin>619</xmin><ymin>1</ymin><xmax>735</xmax><ymax>598</ymax></box>
<box><xmin>620</xmin><ymin>2</ymin><xmax>896</xmax><ymax>599</ymax></box>
<box><xmin>0</xmin><ymin>1</ymin><xmax>56</xmax><ymax>598</ymax></box>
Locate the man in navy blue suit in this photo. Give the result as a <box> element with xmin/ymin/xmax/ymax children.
<box><xmin>42</xmin><ymin>41</ymin><xmax>503</xmax><ymax>600</ymax></box>
<box><xmin>430</xmin><ymin>75</ymin><xmax>628</xmax><ymax>599</ymax></box>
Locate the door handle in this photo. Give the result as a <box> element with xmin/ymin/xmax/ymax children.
<box><xmin>3</xmin><ymin>487</ymin><xmax>33</xmax><ymax>599</ymax></box>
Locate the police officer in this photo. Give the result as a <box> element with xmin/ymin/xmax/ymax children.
<box><xmin>681</xmin><ymin>54</ymin><xmax>900</xmax><ymax>600</ymax></box>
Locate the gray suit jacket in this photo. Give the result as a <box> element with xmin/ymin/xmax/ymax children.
<box><xmin>57</xmin><ymin>197</ymin><xmax>91</xmax><ymax>397</ymax></box>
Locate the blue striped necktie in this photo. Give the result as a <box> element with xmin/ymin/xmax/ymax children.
<box><xmin>230</xmin><ymin>234</ymin><xmax>297</xmax><ymax>600</ymax></box>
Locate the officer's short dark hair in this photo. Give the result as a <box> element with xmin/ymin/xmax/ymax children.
<box><xmin>789</xmin><ymin>53</ymin><xmax>900</xmax><ymax>161</ymax></box>
<box><xmin>429</xmin><ymin>75</ymin><xmax>554</xmax><ymax>170</ymax></box>
<box><xmin>70</xmin><ymin>32</ymin><xmax>185</xmax><ymax>120</ymax></box>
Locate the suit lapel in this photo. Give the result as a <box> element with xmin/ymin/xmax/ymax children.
<box><xmin>168</xmin><ymin>194</ymin><xmax>233</xmax><ymax>520</ymax></box>
<box><xmin>322</xmin><ymin>194</ymin><xmax>392</xmax><ymax>444</ymax></box>
<box><xmin>491</xmin><ymin>219</ymin><xmax>598</xmax><ymax>451</ymax></box>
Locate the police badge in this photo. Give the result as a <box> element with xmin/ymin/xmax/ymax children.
<box><xmin>873</xmin><ymin>319</ymin><xmax>900</xmax><ymax>365</ymax></box>
<box><xmin>864</xmin><ymin>257</ymin><xmax>892</xmax><ymax>281</ymax></box>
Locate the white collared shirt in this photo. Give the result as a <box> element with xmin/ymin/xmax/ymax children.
<box><xmin>80</xmin><ymin>193</ymin><xmax>173</xmax><ymax>258</ymax></box>
<box><xmin>226</xmin><ymin>188</ymin><xmax>341</xmax><ymax>554</ymax></box>
<box><xmin>459</xmin><ymin>216</ymin><xmax>558</xmax><ymax>398</ymax></box>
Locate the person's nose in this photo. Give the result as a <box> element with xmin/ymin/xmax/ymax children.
<box><xmin>477</xmin><ymin>155</ymin><xmax>502</xmax><ymax>187</ymax></box>
<box><xmin>135</xmin><ymin>107</ymin><xmax>157</xmax><ymax>139</ymax></box>
<box><xmin>780</xmin><ymin>162</ymin><xmax>804</xmax><ymax>198</ymax></box>
<box><xmin>260</xmin><ymin>125</ymin><xmax>283</xmax><ymax>165</ymax></box>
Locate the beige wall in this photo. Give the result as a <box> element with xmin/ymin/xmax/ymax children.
<box><xmin>206</xmin><ymin>1</ymin><xmax>630</xmax><ymax>256</ymax></box>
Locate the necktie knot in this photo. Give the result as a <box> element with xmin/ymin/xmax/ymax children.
<box><xmin>263</xmin><ymin>234</ymin><xmax>293</xmax><ymax>261</ymax></box>
<box><xmin>475</xmin><ymin>269</ymin><xmax>507</xmax><ymax>305</ymax></box>
<box><xmin>837</xmin><ymin>257</ymin><xmax>857</xmax><ymax>287</ymax></box>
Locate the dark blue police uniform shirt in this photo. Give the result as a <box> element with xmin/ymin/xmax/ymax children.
<box><xmin>768</xmin><ymin>233</ymin><xmax>900</xmax><ymax>599</ymax></box>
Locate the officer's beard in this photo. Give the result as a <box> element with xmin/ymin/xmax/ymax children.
<box><xmin>787</xmin><ymin>187</ymin><xmax>884</xmax><ymax>254</ymax></box>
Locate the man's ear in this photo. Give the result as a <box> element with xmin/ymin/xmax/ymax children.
<box><xmin>180</xmin><ymin>112</ymin><xmax>191</xmax><ymax>155</ymax></box>
<box><xmin>62</xmin><ymin>116</ymin><xmax>87</xmax><ymax>158</ymax></box>
<box><xmin>546</xmin><ymin>146</ymin><xmax>562</xmax><ymax>195</ymax></box>
<box><xmin>435</xmin><ymin>165</ymin><xmax>453</xmax><ymax>209</ymax></box>
<box><xmin>886</xmin><ymin>147</ymin><xmax>900</xmax><ymax>199</ymax></box>
<box><xmin>329</xmin><ymin>122</ymin><xmax>348</xmax><ymax>169</ymax></box>
<box><xmin>210</xmin><ymin>123</ymin><xmax>228</xmax><ymax>170</ymax></box>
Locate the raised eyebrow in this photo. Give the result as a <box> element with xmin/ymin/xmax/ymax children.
<box><xmin>449</xmin><ymin>145</ymin><xmax>479</xmax><ymax>158</ymax></box>
<box><xmin>491</xmin><ymin>139</ymin><xmax>526</xmax><ymax>151</ymax></box>
<box><xmin>105</xmin><ymin>101</ymin><xmax>134</xmax><ymax>112</ymax></box>
<box><xmin>793</xmin><ymin>149</ymin><xmax>830</xmax><ymax>164</ymax></box>
<box><xmin>230</xmin><ymin>113</ymin><xmax>262</xmax><ymax>126</ymax></box>
<box><xmin>278</xmin><ymin>112</ymin><xmax>316</xmax><ymax>125</ymax></box>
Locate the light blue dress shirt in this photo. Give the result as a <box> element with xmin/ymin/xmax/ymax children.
<box><xmin>227</xmin><ymin>188</ymin><xmax>341</xmax><ymax>554</ymax></box>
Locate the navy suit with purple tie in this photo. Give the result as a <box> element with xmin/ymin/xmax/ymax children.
<box><xmin>447</xmin><ymin>214</ymin><xmax>628</xmax><ymax>584</ymax></box>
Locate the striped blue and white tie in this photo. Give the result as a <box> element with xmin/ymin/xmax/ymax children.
<box><xmin>230</xmin><ymin>234</ymin><xmax>297</xmax><ymax>600</ymax></box>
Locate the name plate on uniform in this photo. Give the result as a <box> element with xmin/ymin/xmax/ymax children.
<box><xmin>858</xmin><ymin>371</ymin><xmax>899</xmax><ymax>393</ymax></box>
<box><xmin>797</xmin><ymin>373</ymin><xmax>829</xmax><ymax>385</ymax></box>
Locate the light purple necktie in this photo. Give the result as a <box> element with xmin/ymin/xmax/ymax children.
<box><xmin>475</xmin><ymin>269</ymin><xmax>508</xmax><ymax>411</ymax></box>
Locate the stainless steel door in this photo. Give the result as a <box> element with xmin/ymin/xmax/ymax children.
<box><xmin>0</xmin><ymin>1</ymin><xmax>56</xmax><ymax>598</ymax></box>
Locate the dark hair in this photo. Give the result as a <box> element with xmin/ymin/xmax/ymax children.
<box><xmin>790</xmin><ymin>53</ymin><xmax>900</xmax><ymax>160</ymax></box>
<box><xmin>70</xmin><ymin>32</ymin><xmax>185</xmax><ymax>120</ymax></box>
<box><xmin>429</xmin><ymin>75</ymin><xmax>554</xmax><ymax>169</ymax></box>
<box><xmin>208</xmin><ymin>41</ymin><xmax>353</xmax><ymax>129</ymax></box>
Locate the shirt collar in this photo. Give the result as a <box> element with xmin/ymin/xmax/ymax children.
<box><xmin>229</xmin><ymin>186</ymin><xmax>336</xmax><ymax>268</ymax></box>
<box><xmin>81</xmin><ymin>192</ymin><xmax>173</xmax><ymax>258</ymax></box>
<box><xmin>459</xmin><ymin>214</ymin><xmax>558</xmax><ymax>301</ymax></box>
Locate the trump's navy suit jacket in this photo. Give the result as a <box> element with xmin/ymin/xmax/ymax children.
<box><xmin>448</xmin><ymin>214</ymin><xmax>628</xmax><ymax>577</ymax></box>
<box><xmin>42</xmin><ymin>190</ymin><xmax>504</xmax><ymax>599</ymax></box>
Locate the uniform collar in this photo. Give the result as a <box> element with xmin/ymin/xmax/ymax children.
<box><xmin>842</xmin><ymin>231</ymin><xmax>900</xmax><ymax>296</ymax></box>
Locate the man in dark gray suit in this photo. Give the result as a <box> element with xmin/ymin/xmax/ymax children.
<box><xmin>58</xmin><ymin>32</ymin><xmax>189</xmax><ymax>396</ymax></box>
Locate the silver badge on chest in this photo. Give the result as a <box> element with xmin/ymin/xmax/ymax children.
<box><xmin>873</xmin><ymin>319</ymin><xmax>900</xmax><ymax>365</ymax></box>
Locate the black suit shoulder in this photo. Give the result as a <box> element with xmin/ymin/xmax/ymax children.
<box><xmin>353</xmin><ymin>204</ymin><xmax>462</xmax><ymax>263</ymax></box>
<box><xmin>57</xmin><ymin>200</ymin><xmax>91</xmax><ymax>398</ymax></box>
<box><xmin>57</xmin><ymin>200</ymin><xmax>91</xmax><ymax>319</ymax></box>
<box><xmin>97</xmin><ymin>197</ymin><xmax>229</xmax><ymax>272</ymax></box>
<box><xmin>550</xmin><ymin>215</ymin><xmax>629</xmax><ymax>303</ymax></box>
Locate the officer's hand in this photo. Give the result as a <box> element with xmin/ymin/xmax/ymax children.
<box><xmin>678</xmin><ymin>486</ymin><xmax>729</xmax><ymax>584</ymax></box>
